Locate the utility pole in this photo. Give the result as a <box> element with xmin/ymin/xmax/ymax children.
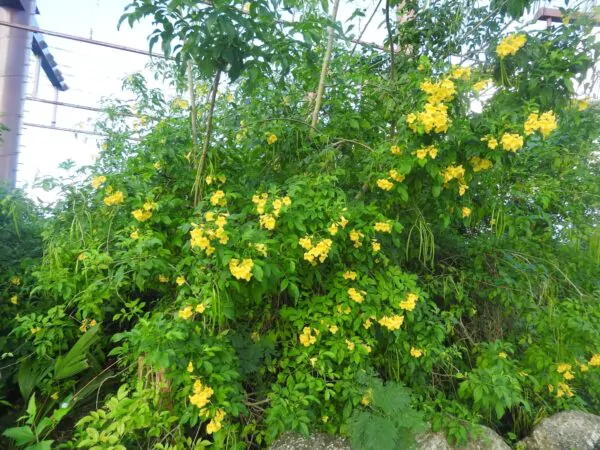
<box><xmin>0</xmin><ymin>0</ymin><xmax>36</xmax><ymax>188</ymax></box>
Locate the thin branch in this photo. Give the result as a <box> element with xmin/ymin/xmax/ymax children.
<box><xmin>187</xmin><ymin>62</ymin><xmax>199</xmax><ymax>162</ymax></box>
<box><xmin>310</xmin><ymin>0</ymin><xmax>341</xmax><ymax>131</ymax></box>
<box><xmin>332</xmin><ymin>138</ymin><xmax>375</xmax><ymax>152</ymax></box>
<box><xmin>385</xmin><ymin>0</ymin><xmax>395</xmax><ymax>80</ymax></box>
<box><xmin>350</xmin><ymin>0</ymin><xmax>384</xmax><ymax>55</ymax></box>
<box><xmin>193</xmin><ymin>68</ymin><xmax>222</xmax><ymax>205</ymax></box>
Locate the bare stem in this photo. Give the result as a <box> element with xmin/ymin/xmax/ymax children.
<box><xmin>193</xmin><ymin>69</ymin><xmax>222</xmax><ymax>205</ymax></box>
<box><xmin>188</xmin><ymin>62</ymin><xmax>199</xmax><ymax>161</ymax></box>
<box><xmin>310</xmin><ymin>0</ymin><xmax>341</xmax><ymax>131</ymax></box>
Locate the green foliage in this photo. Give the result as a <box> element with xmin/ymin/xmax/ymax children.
<box><xmin>346</xmin><ymin>374</ymin><xmax>426</xmax><ymax>450</ymax></box>
<box><xmin>2</xmin><ymin>1</ymin><xmax>600</xmax><ymax>449</ymax></box>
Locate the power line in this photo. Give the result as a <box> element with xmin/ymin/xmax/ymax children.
<box><xmin>22</xmin><ymin>122</ymin><xmax>141</xmax><ymax>141</ymax></box>
<box><xmin>0</xmin><ymin>20</ymin><xmax>168</xmax><ymax>59</ymax></box>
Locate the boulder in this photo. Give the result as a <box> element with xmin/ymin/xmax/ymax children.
<box><xmin>269</xmin><ymin>432</ymin><xmax>351</xmax><ymax>450</ymax></box>
<box><xmin>417</xmin><ymin>426</ymin><xmax>509</xmax><ymax>450</ymax></box>
<box><xmin>517</xmin><ymin>411</ymin><xmax>600</xmax><ymax>450</ymax></box>
<box><xmin>269</xmin><ymin>425</ymin><xmax>509</xmax><ymax>450</ymax></box>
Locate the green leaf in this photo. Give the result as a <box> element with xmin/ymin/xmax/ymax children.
<box><xmin>54</xmin><ymin>326</ymin><xmax>99</xmax><ymax>380</ymax></box>
<box><xmin>3</xmin><ymin>426</ymin><xmax>35</xmax><ymax>446</ymax></box>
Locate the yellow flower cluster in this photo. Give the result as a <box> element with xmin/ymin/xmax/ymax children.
<box><xmin>236</xmin><ymin>120</ymin><xmax>248</xmax><ymax>142</ymax></box>
<box><xmin>389</xmin><ymin>169</ymin><xmax>405</xmax><ymax>182</ymax></box>
<box><xmin>267</xmin><ymin>133</ymin><xmax>278</xmax><ymax>144</ymax></box>
<box><xmin>590</xmin><ymin>354</ymin><xmax>600</xmax><ymax>366</ymax></box>
<box><xmin>378</xmin><ymin>315</ymin><xmax>404</xmax><ymax>331</ymax></box>
<box><xmin>348</xmin><ymin>288</ymin><xmax>365</xmax><ymax>304</ymax></box>
<box><xmin>343</xmin><ymin>271</ymin><xmax>357</xmax><ymax>280</ymax></box>
<box><xmin>189</xmin><ymin>380</ymin><xmax>214</xmax><ymax>409</ymax></box>
<box><xmin>416</xmin><ymin>103</ymin><xmax>450</xmax><ymax>133</ymax></box>
<box><xmin>132</xmin><ymin>201</ymin><xmax>156</xmax><ymax>222</ymax></box>
<box><xmin>501</xmin><ymin>133</ymin><xmax>524</xmax><ymax>153</ymax></box>
<box><xmin>414</xmin><ymin>145</ymin><xmax>438</xmax><ymax>160</ymax></box>
<box><xmin>301</xmin><ymin>237</ymin><xmax>333</xmax><ymax>265</ymax></box>
<box><xmin>451</xmin><ymin>66</ymin><xmax>471</xmax><ymax>80</ymax></box>
<box><xmin>473</xmin><ymin>79</ymin><xmax>491</xmax><ymax>92</ymax></box>
<box><xmin>190</xmin><ymin>214</ymin><xmax>229</xmax><ymax>255</ymax></box>
<box><xmin>210</xmin><ymin>190</ymin><xmax>227</xmax><ymax>207</ymax></box>
<box><xmin>577</xmin><ymin>99</ymin><xmax>589</xmax><ymax>111</ymax></box>
<box><xmin>524</xmin><ymin>111</ymin><xmax>557</xmax><ymax>138</ymax></box>
<box><xmin>328</xmin><ymin>223</ymin><xmax>338</xmax><ymax>235</ymax></box>
<box><xmin>229</xmin><ymin>258</ymin><xmax>254</xmax><ymax>282</ymax></box>
<box><xmin>252</xmin><ymin>193</ymin><xmax>291</xmax><ymax>220</ymax></box>
<box><xmin>376</xmin><ymin>178</ymin><xmax>394</xmax><ymax>191</ymax></box>
<box><xmin>390</xmin><ymin>145</ymin><xmax>401</xmax><ymax>155</ymax></box>
<box><xmin>556</xmin><ymin>382</ymin><xmax>574</xmax><ymax>398</ymax></box>
<box><xmin>92</xmin><ymin>175</ymin><xmax>107</xmax><ymax>189</ymax></box>
<box><xmin>159</xmin><ymin>274</ymin><xmax>169</xmax><ymax>283</ymax></box>
<box><xmin>176</xmin><ymin>276</ymin><xmax>186</xmax><ymax>286</ymax></box>
<box><xmin>374</xmin><ymin>222</ymin><xmax>392</xmax><ymax>233</ymax></box>
<box><xmin>103</xmin><ymin>191</ymin><xmax>125</xmax><ymax>206</ymax></box>
<box><xmin>329</xmin><ymin>325</ymin><xmax>339</xmax><ymax>334</ymax></box>
<box><xmin>410</xmin><ymin>347</ymin><xmax>423</xmax><ymax>358</ymax></box>
<box><xmin>179</xmin><ymin>303</ymin><xmax>204</xmax><ymax>319</ymax></box>
<box><xmin>10</xmin><ymin>295</ymin><xmax>18</xmax><ymax>304</ymax></box>
<box><xmin>420</xmin><ymin>78</ymin><xmax>456</xmax><ymax>104</ymax></box>
<box><xmin>299</xmin><ymin>326</ymin><xmax>318</xmax><ymax>346</ymax></box>
<box><xmin>207</xmin><ymin>409</ymin><xmax>226</xmax><ymax>434</ymax></box>
<box><xmin>172</xmin><ymin>98</ymin><xmax>188</xmax><ymax>109</ymax></box>
<box><xmin>361</xmin><ymin>389</ymin><xmax>373</xmax><ymax>406</ymax></box>
<box><xmin>349</xmin><ymin>229</ymin><xmax>364</xmax><ymax>248</ymax></box>
<box><xmin>557</xmin><ymin>363</ymin><xmax>575</xmax><ymax>381</ymax></box>
<box><xmin>254</xmin><ymin>243</ymin><xmax>267</xmax><ymax>256</ymax></box>
<box><xmin>178</xmin><ymin>306</ymin><xmax>193</xmax><ymax>320</ymax></box>
<box><xmin>371</xmin><ymin>240</ymin><xmax>381</xmax><ymax>252</ymax></box>
<box><xmin>10</xmin><ymin>276</ymin><xmax>21</xmax><ymax>286</ymax></box>
<box><xmin>496</xmin><ymin>34</ymin><xmax>527</xmax><ymax>59</ymax></box>
<box><xmin>470</xmin><ymin>156</ymin><xmax>493</xmax><ymax>172</ymax></box>
<box><xmin>130</xmin><ymin>229</ymin><xmax>140</xmax><ymax>240</ymax></box>
<box><xmin>441</xmin><ymin>165</ymin><xmax>465</xmax><ymax>184</ymax></box>
<box><xmin>462</xmin><ymin>207</ymin><xmax>472</xmax><ymax>218</ymax></box>
<box><xmin>79</xmin><ymin>318</ymin><xmax>97</xmax><ymax>332</ymax></box>
<box><xmin>399</xmin><ymin>292</ymin><xmax>419</xmax><ymax>311</ymax></box>
<box><xmin>205</xmin><ymin>174</ymin><xmax>227</xmax><ymax>185</ymax></box>
<box><xmin>481</xmin><ymin>135</ymin><xmax>498</xmax><ymax>149</ymax></box>
<box><xmin>260</xmin><ymin>214</ymin><xmax>276</xmax><ymax>230</ymax></box>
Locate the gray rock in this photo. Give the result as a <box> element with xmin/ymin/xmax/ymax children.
<box><xmin>517</xmin><ymin>411</ymin><xmax>600</xmax><ymax>450</ymax></box>
<box><xmin>460</xmin><ymin>426</ymin><xmax>511</xmax><ymax>450</ymax></box>
<box><xmin>416</xmin><ymin>426</ymin><xmax>509</xmax><ymax>450</ymax></box>
<box><xmin>416</xmin><ymin>431</ymin><xmax>452</xmax><ymax>450</ymax></box>
<box><xmin>269</xmin><ymin>432</ymin><xmax>351</xmax><ymax>450</ymax></box>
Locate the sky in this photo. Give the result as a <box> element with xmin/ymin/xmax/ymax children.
<box><xmin>17</xmin><ymin>0</ymin><xmax>392</xmax><ymax>200</ymax></box>
<box><xmin>13</xmin><ymin>0</ymin><xmax>592</xmax><ymax>201</ymax></box>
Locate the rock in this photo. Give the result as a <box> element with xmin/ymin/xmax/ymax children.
<box><xmin>416</xmin><ymin>426</ymin><xmax>509</xmax><ymax>450</ymax></box>
<box><xmin>416</xmin><ymin>431</ymin><xmax>452</xmax><ymax>450</ymax></box>
<box><xmin>517</xmin><ymin>411</ymin><xmax>600</xmax><ymax>450</ymax></box>
<box><xmin>269</xmin><ymin>425</ymin><xmax>509</xmax><ymax>450</ymax></box>
<box><xmin>269</xmin><ymin>432</ymin><xmax>352</xmax><ymax>450</ymax></box>
<box><xmin>460</xmin><ymin>426</ymin><xmax>511</xmax><ymax>450</ymax></box>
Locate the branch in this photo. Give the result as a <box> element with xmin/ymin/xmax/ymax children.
<box><xmin>310</xmin><ymin>0</ymin><xmax>341</xmax><ymax>131</ymax></box>
<box><xmin>350</xmin><ymin>0</ymin><xmax>383</xmax><ymax>56</ymax></box>
<box><xmin>193</xmin><ymin>68</ymin><xmax>222</xmax><ymax>205</ymax></box>
<box><xmin>187</xmin><ymin>62</ymin><xmax>199</xmax><ymax>162</ymax></box>
<box><xmin>385</xmin><ymin>0</ymin><xmax>395</xmax><ymax>80</ymax></box>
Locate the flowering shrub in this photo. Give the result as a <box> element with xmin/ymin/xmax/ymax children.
<box><xmin>2</xmin><ymin>1</ymin><xmax>600</xmax><ymax>449</ymax></box>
